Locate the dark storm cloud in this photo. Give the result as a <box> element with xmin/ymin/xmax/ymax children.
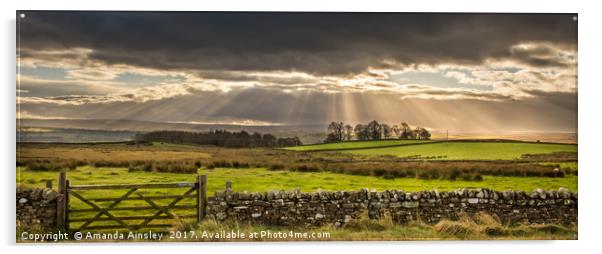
<box><xmin>19</xmin><ymin>12</ymin><xmax>577</xmax><ymax>75</ymax></box>
<box><xmin>508</xmin><ymin>43</ymin><xmax>575</xmax><ymax>68</ymax></box>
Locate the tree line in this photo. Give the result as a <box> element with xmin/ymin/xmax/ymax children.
<box><xmin>137</xmin><ymin>130</ymin><xmax>302</xmax><ymax>148</ymax></box>
<box><xmin>325</xmin><ymin>120</ymin><xmax>431</xmax><ymax>143</ymax></box>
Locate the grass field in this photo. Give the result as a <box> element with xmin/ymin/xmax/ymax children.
<box><xmin>17</xmin><ymin>166</ymin><xmax>577</xmax><ymax>194</ymax></box>
<box><xmin>284</xmin><ymin>139</ymin><xmax>432</xmax><ymax>151</ymax></box>
<box><xmin>17</xmin><ymin>143</ymin><xmax>212</xmax><ymax>162</ymax></box>
<box><xmin>16</xmin><ymin>140</ymin><xmax>578</xmax><ymax>239</ymax></box>
<box><xmin>341</xmin><ymin>141</ymin><xmax>577</xmax><ymax>160</ymax></box>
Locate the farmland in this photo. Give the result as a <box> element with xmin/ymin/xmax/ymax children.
<box><xmin>285</xmin><ymin>139</ymin><xmax>433</xmax><ymax>151</ymax></box>
<box><xmin>16</xmin><ymin>139</ymin><xmax>578</xmax><ymax>238</ymax></box>
<box><xmin>17</xmin><ymin>166</ymin><xmax>577</xmax><ymax>193</ymax></box>
<box><xmin>344</xmin><ymin>141</ymin><xmax>576</xmax><ymax>160</ymax></box>
<box><xmin>17</xmin><ymin>140</ymin><xmax>578</xmax><ymax>194</ymax></box>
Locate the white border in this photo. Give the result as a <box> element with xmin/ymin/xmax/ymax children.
<box><xmin>2</xmin><ymin>0</ymin><xmax>601</xmax><ymax>253</ymax></box>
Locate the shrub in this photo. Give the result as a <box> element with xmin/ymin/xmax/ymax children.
<box><xmin>267</xmin><ymin>164</ymin><xmax>285</xmax><ymax>171</ymax></box>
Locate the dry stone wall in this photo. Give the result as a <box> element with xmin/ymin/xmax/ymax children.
<box><xmin>16</xmin><ymin>186</ymin><xmax>578</xmax><ymax>230</ymax></box>
<box><xmin>16</xmin><ymin>187</ymin><xmax>58</xmax><ymax>229</ymax></box>
<box><xmin>207</xmin><ymin>188</ymin><xmax>577</xmax><ymax>227</ymax></box>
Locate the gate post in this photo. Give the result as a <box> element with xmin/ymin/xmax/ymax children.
<box><xmin>65</xmin><ymin>179</ymin><xmax>70</xmax><ymax>232</ymax></box>
<box><xmin>57</xmin><ymin>170</ymin><xmax>67</xmax><ymax>231</ymax></box>
<box><xmin>197</xmin><ymin>175</ymin><xmax>207</xmax><ymax>222</ymax></box>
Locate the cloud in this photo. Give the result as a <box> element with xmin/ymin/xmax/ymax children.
<box><xmin>19</xmin><ymin>12</ymin><xmax>577</xmax><ymax>75</ymax></box>
<box><xmin>16</xmin><ymin>87</ymin><xmax>577</xmax><ymax>133</ymax></box>
<box><xmin>18</xmin><ymin>76</ymin><xmax>124</xmax><ymax>97</ymax></box>
<box><xmin>399</xmin><ymin>84</ymin><xmax>514</xmax><ymax>101</ymax></box>
<box><xmin>508</xmin><ymin>43</ymin><xmax>577</xmax><ymax>68</ymax></box>
<box><xmin>15</xmin><ymin>12</ymin><xmax>578</xmax><ymax>133</ymax></box>
<box><xmin>66</xmin><ymin>69</ymin><xmax>119</xmax><ymax>80</ymax></box>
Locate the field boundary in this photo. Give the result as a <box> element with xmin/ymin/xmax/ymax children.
<box><xmin>286</xmin><ymin>140</ymin><xmax>441</xmax><ymax>152</ymax></box>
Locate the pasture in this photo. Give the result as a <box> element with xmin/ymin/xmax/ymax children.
<box><xmin>339</xmin><ymin>141</ymin><xmax>577</xmax><ymax>160</ymax></box>
<box><xmin>16</xmin><ymin>141</ymin><xmax>578</xmax><ymax>239</ymax></box>
<box><xmin>17</xmin><ymin>142</ymin><xmax>212</xmax><ymax>162</ymax></box>
<box><xmin>17</xmin><ymin>166</ymin><xmax>577</xmax><ymax>193</ymax></box>
<box><xmin>285</xmin><ymin>139</ymin><xmax>432</xmax><ymax>151</ymax></box>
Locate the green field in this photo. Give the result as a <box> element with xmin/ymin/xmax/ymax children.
<box><xmin>16</xmin><ymin>140</ymin><xmax>578</xmax><ymax>239</ymax></box>
<box><xmin>284</xmin><ymin>139</ymin><xmax>432</xmax><ymax>151</ymax></box>
<box><xmin>341</xmin><ymin>141</ymin><xmax>577</xmax><ymax>160</ymax></box>
<box><xmin>17</xmin><ymin>166</ymin><xmax>577</xmax><ymax>194</ymax></box>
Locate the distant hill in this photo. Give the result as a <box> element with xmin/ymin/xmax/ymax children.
<box><xmin>17</xmin><ymin>118</ymin><xmax>327</xmax><ymax>144</ymax></box>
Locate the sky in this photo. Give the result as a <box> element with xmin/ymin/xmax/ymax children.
<box><xmin>16</xmin><ymin>12</ymin><xmax>578</xmax><ymax>133</ymax></box>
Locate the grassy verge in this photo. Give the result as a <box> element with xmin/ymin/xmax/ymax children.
<box><xmin>173</xmin><ymin>211</ymin><xmax>576</xmax><ymax>241</ymax></box>
<box><xmin>17</xmin><ymin>211</ymin><xmax>577</xmax><ymax>242</ymax></box>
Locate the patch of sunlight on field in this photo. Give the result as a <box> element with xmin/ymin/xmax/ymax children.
<box><xmin>343</xmin><ymin>142</ymin><xmax>577</xmax><ymax>160</ymax></box>
<box><xmin>285</xmin><ymin>139</ymin><xmax>432</xmax><ymax>151</ymax></box>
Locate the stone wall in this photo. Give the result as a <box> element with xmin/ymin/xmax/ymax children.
<box><xmin>207</xmin><ymin>188</ymin><xmax>577</xmax><ymax>227</ymax></box>
<box><xmin>15</xmin><ymin>186</ymin><xmax>578</xmax><ymax>230</ymax></box>
<box><xmin>16</xmin><ymin>187</ymin><xmax>58</xmax><ymax>229</ymax></box>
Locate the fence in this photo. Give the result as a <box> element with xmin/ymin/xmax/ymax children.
<box><xmin>56</xmin><ymin>171</ymin><xmax>207</xmax><ymax>231</ymax></box>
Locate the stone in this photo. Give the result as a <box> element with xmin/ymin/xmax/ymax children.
<box><xmin>502</xmin><ymin>191</ymin><xmax>513</xmax><ymax>200</ymax></box>
<box><xmin>401</xmin><ymin>201</ymin><xmax>419</xmax><ymax>208</ymax></box>
<box><xmin>274</xmin><ymin>199</ymin><xmax>285</xmax><ymax>206</ymax></box>
<box><xmin>468</xmin><ymin>198</ymin><xmax>479</xmax><ymax>204</ymax></box>
<box><xmin>216</xmin><ymin>212</ymin><xmax>227</xmax><ymax>221</ymax></box>
<box><xmin>315</xmin><ymin>213</ymin><xmax>325</xmax><ymax>219</ymax></box>
<box><xmin>476</xmin><ymin>191</ymin><xmax>484</xmax><ymax>199</ymax></box>
<box><xmin>42</xmin><ymin>189</ymin><xmax>57</xmax><ymax>201</ymax></box>
<box><xmin>389</xmin><ymin>203</ymin><xmax>402</xmax><ymax>208</ymax></box>
<box><xmin>19</xmin><ymin>198</ymin><xmax>28</xmax><ymax>204</ymax></box>
<box><xmin>233</xmin><ymin>206</ymin><xmax>248</xmax><ymax>211</ymax></box>
<box><xmin>344</xmin><ymin>215</ymin><xmax>352</xmax><ymax>223</ymax></box>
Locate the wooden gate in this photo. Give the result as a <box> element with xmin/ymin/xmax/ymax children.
<box><xmin>56</xmin><ymin>171</ymin><xmax>207</xmax><ymax>231</ymax></box>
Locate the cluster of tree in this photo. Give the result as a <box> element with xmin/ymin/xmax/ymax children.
<box><xmin>325</xmin><ymin>120</ymin><xmax>431</xmax><ymax>143</ymax></box>
<box><xmin>137</xmin><ymin>130</ymin><xmax>302</xmax><ymax>148</ymax></box>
